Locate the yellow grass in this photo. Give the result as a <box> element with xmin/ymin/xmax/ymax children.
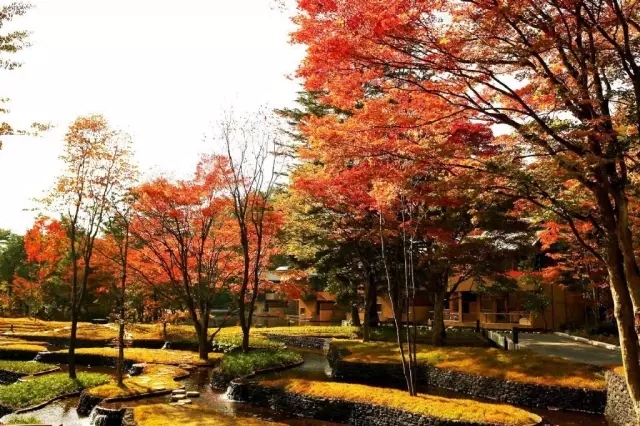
<box><xmin>63</xmin><ymin>347</ymin><xmax>222</xmax><ymax>366</ymax></box>
<box><xmin>333</xmin><ymin>340</ymin><xmax>606</xmax><ymax>390</ymax></box>
<box><xmin>132</xmin><ymin>404</ymin><xmax>282</xmax><ymax>426</ymax></box>
<box><xmin>89</xmin><ymin>364</ymin><xmax>188</xmax><ymax>399</ymax></box>
<box><xmin>0</xmin><ymin>338</ymin><xmax>47</xmax><ymax>353</ymax></box>
<box><xmin>260</xmin><ymin>379</ymin><xmax>540</xmax><ymax>425</ymax></box>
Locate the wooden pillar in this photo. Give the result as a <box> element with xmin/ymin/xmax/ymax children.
<box><xmin>457</xmin><ymin>292</ymin><xmax>463</xmax><ymax>322</ymax></box>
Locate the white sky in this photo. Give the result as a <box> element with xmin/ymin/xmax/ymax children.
<box><xmin>0</xmin><ymin>0</ymin><xmax>304</xmax><ymax>234</ymax></box>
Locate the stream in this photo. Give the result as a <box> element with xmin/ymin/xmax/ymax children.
<box><xmin>0</xmin><ymin>350</ymin><xmax>609</xmax><ymax>426</ymax></box>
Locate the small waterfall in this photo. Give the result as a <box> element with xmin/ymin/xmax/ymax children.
<box><xmin>220</xmin><ymin>385</ymin><xmax>236</xmax><ymax>402</ymax></box>
<box><xmin>160</xmin><ymin>341</ymin><xmax>170</xmax><ymax>350</ymax></box>
<box><xmin>33</xmin><ymin>350</ymin><xmax>49</xmax><ymax>363</ymax></box>
<box><xmin>88</xmin><ymin>405</ymin><xmax>125</xmax><ymax>426</ymax></box>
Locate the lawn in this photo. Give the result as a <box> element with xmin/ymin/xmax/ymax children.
<box><xmin>4</xmin><ymin>414</ymin><xmax>44</xmax><ymax>425</ymax></box>
<box><xmin>59</xmin><ymin>347</ymin><xmax>222</xmax><ymax>366</ymax></box>
<box><xmin>0</xmin><ymin>360</ymin><xmax>57</xmax><ymax>374</ymax></box>
<box><xmin>88</xmin><ymin>364</ymin><xmax>188</xmax><ymax>399</ymax></box>
<box><xmin>0</xmin><ymin>372</ymin><xmax>110</xmax><ymax>408</ymax></box>
<box><xmin>218</xmin><ymin>349</ymin><xmax>302</xmax><ymax>378</ymax></box>
<box><xmin>333</xmin><ymin>340</ymin><xmax>606</xmax><ymax>390</ymax></box>
<box><xmin>255</xmin><ymin>325</ymin><xmax>358</xmax><ymax>338</ymax></box>
<box><xmin>131</xmin><ymin>404</ymin><xmax>282</xmax><ymax>426</ymax></box>
<box><xmin>259</xmin><ymin>378</ymin><xmax>540</xmax><ymax>425</ymax></box>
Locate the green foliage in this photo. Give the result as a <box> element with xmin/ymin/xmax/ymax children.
<box><xmin>0</xmin><ymin>372</ymin><xmax>110</xmax><ymax>408</ymax></box>
<box><xmin>212</xmin><ymin>334</ymin><xmax>284</xmax><ymax>353</ymax></box>
<box><xmin>5</xmin><ymin>414</ymin><xmax>43</xmax><ymax>425</ymax></box>
<box><xmin>218</xmin><ymin>349</ymin><xmax>302</xmax><ymax>378</ymax></box>
<box><xmin>0</xmin><ymin>360</ymin><xmax>56</xmax><ymax>374</ymax></box>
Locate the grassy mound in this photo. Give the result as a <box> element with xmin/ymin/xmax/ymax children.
<box><xmin>4</xmin><ymin>414</ymin><xmax>43</xmax><ymax>424</ymax></box>
<box><xmin>132</xmin><ymin>404</ymin><xmax>282</xmax><ymax>426</ymax></box>
<box><xmin>0</xmin><ymin>360</ymin><xmax>56</xmax><ymax>375</ymax></box>
<box><xmin>88</xmin><ymin>364</ymin><xmax>188</xmax><ymax>399</ymax></box>
<box><xmin>260</xmin><ymin>378</ymin><xmax>540</xmax><ymax>425</ymax></box>
<box><xmin>218</xmin><ymin>349</ymin><xmax>302</xmax><ymax>378</ymax></box>
<box><xmin>59</xmin><ymin>347</ymin><xmax>222</xmax><ymax>366</ymax></box>
<box><xmin>0</xmin><ymin>372</ymin><xmax>110</xmax><ymax>409</ymax></box>
<box><xmin>333</xmin><ymin>340</ymin><xmax>606</xmax><ymax>390</ymax></box>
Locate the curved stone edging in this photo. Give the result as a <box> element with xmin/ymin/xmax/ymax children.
<box><xmin>553</xmin><ymin>332</ymin><xmax>620</xmax><ymax>351</ymax></box>
<box><xmin>605</xmin><ymin>370</ymin><xmax>635</xmax><ymax>426</ymax></box>
<box><xmin>226</xmin><ymin>380</ymin><xmax>544</xmax><ymax>426</ymax></box>
<box><xmin>211</xmin><ymin>359</ymin><xmax>305</xmax><ymax>390</ymax></box>
<box><xmin>262</xmin><ymin>334</ymin><xmax>333</xmax><ymax>351</ymax></box>
<box><xmin>328</xmin><ymin>345</ymin><xmax>606</xmax><ymax>414</ymax></box>
<box><xmin>28</xmin><ymin>366</ymin><xmax>62</xmax><ymax>377</ymax></box>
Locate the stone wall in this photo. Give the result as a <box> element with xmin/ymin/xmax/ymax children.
<box><xmin>0</xmin><ymin>348</ymin><xmax>42</xmax><ymax>361</ymax></box>
<box><xmin>227</xmin><ymin>380</ymin><xmax>543</xmax><ymax>426</ymax></box>
<box><xmin>605</xmin><ymin>370</ymin><xmax>636</xmax><ymax>426</ymax></box>
<box><xmin>263</xmin><ymin>334</ymin><xmax>332</xmax><ymax>351</ymax></box>
<box><xmin>327</xmin><ymin>345</ymin><xmax>606</xmax><ymax>414</ymax></box>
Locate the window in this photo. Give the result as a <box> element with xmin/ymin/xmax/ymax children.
<box><xmin>376</xmin><ymin>303</ymin><xmax>382</xmax><ymax>314</ymax></box>
<box><xmin>300</xmin><ymin>307</ymin><xmax>306</xmax><ymax>315</ymax></box>
<box><xmin>264</xmin><ymin>302</ymin><xmax>269</xmax><ymax>313</ymax></box>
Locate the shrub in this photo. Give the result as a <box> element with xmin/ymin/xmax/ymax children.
<box><xmin>0</xmin><ymin>372</ymin><xmax>110</xmax><ymax>408</ymax></box>
<box><xmin>218</xmin><ymin>349</ymin><xmax>302</xmax><ymax>378</ymax></box>
<box><xmin>0</xmin><ymin>360</ymin><xmax>56</xmax><ymax>374</ymax></box>
<box><xmin>5</xmin><ymin>414</ymin><xmax>43</xmax><ymax>424</ymax></box>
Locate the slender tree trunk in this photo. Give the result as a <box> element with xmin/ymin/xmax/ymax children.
<box><xmin>68</xmin><ymin>307</ymin><xmax>78</xmax><ymax>379</ymax></box>
<box><xmin>350</xmin><ymin>304</ymin><xmax>361</xmax><ymax>327</ymax></box>
<box><xmin>198</xmin><ymin>316</ymin><xmax>209</xmax><ymax>361</ymax></box>
<box><xmin>432</xmin><ymin>287</ymin><xmax>446</xmax><ymax>347</ymax></box>
<box><xmin>117</xmin><ymin>320</ymin><xmax>125</xmax><ymax>386</ymax></box>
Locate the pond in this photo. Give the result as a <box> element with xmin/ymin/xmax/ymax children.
<box><xmin>0</xmin><ymin>350</ymin><xmax>610</xmax><ymax>426</ymax></box>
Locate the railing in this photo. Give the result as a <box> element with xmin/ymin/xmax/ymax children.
<box><xmin>444</xmin><ymin>310</ymin><xmax>531</xmax><ymax>325</ymax></box>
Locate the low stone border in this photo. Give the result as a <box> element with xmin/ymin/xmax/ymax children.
<box><xmin>226</xmin><ymin>380</ymin><xmax>544</xmax><ymax>426</ymax></box>
<box><xmin>0</xmin><ymin>348</ymin><xmax>44</xmax><ymax>361</ymax></box>
<box><xmin>486</xmin><ymin>330</ymin><xmax>517</xmax><ymax>351</ymax></box>
<box><xmin>605</xmin><ymin>370</ymin><xmax>635</xmax><ymax>426</ymax></box>
<box><xmin>262</xmin><ymin>334</ymin><xmax>332</xmax><ymax>351</ymax></box>
<box><xmin>211</xmin><ymin>359</ymin><xmax>305</xmax><ymax>390</ymax></box>
<box><xmin>554</xmin><ymin>332</ymin><xmax>620</xmax><ymax>351</ymax></box>
<box><xmin>327</xmin><ymin>345</ymin><xmax>606</xmax><ymax>414</ymax></box>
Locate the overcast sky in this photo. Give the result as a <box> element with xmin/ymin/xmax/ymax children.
<box><xmin>0</xmin><ymin>0</ymin><xmax>304</xmax><ymax>234</ymax></box>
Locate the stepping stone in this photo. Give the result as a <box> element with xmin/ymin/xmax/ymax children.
<box><xmin>172</xmin><ymin>389</ymin><xmax>186</xmax><ymax>395</ymax></box>
<box><xmin>152</xmin><ymin>386</ymin><xmax>166</xmax><ymax>392</ymax></box>
<box><xmin>170</xmin><ymin>394</ymin><xmax>185</xmax><ymax>401</ymax></box>
<box><xmin>169</xmin><ymin>402</ymin><xmax>182</xmax><ymax>406</ymax></box>
<box><xmin>186</xmin><ymin>391</ymin><xmax>199</xmax><ymax>398</ymax></box>
<box><xmin>181</xmin><ymin>399</ymin><xmax>192</xmax><ymax>404</ymax></box>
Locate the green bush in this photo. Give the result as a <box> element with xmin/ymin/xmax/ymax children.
<box><xmin>218</xmin><ymin>350</ymin><xmax>302</xmax><ymax>378</ymax></box>
<box><xmin>212</xmin><ymin>335</ymin><xmax>284</xmax><ymax>353</ymax></box>
<box><xmin>0</xmin><ymin>372</ymin><xmax>110</xmax><ymax>408</ymax></box>
<box><xmin>0</xmin><ymin>360</ymin><xmax>57</xmax><ymax>375</ymax></box>
<box><xmin>5</xmin><ymin>414</ymin><xmax>43</xmax><ymax>424</ymax></box>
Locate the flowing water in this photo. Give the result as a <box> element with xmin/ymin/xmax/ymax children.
<box><xmin>0</xmin><ymin>350</ymin><xmax>609</xmax><ymax>426</ymax></box>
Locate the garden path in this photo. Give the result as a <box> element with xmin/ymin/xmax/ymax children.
<box><xmin>517</xmin><ymin>333</ymin><xmax>621</xmax><ymax>366</ymax></box>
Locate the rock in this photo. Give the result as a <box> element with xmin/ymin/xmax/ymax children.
<box><xmin>170</xmin><ymin>394</ymin><xmax>185</xmax><ymax>401</ymax></box>
<box><xmin>181</xmin><ymin>399</ymin><xmax>192</xmax><ymax>404</ymax></box>
<box><xmin>172</xmin><ymin>389</ymin><xmax>186</xmax><ymax>395</ymax></box>
<box><xmin>151</xmin><ymin>385</ymin><xmax>166</xmax><ymax>392</ymax></box>
<box><xmin>186</xmin><ymin>391</ymin><xmax>200</xmax><ymax>398</ymax></box>
<box><xmin>128</xmin><ymin>363</ymin><xmax>145</xmax><ymax>376</ymax></box>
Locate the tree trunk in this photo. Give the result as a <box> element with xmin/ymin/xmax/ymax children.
<box><xmin>606</xmin><ymin>249</ymin><xmax>640</xmax><ymax>421</ymax></box>
<box><xmin>117</xmin><ymin>321</ymin><xmax>125</xmax><ymax>386</ymax></box>
<box><xmin>363</xmin><ymin>275</ymin><xmax>375</xmax><ymax>342</ymax></box>
<box><xmin>198</xmin><ymin>321</ymin><xmax>209</xmax><ymax>361</ymax></box>
<box><xmin>350</xmin><ymin>304</ymin><xmax>361</xmax><ymax>327</ymax></box>
<box><xmin>68</xmin><ymin>308</ymin><xmax>78</xmax><ymax>379</ymax></box>
<box><xmin>241</xmin><ymin>327</ymin><xmax>250</xmax><ymax>352</ymax></box>
<box><xmin>432</xmin><ymin>288</ymin><xmax>446</xmax><ymax>347</ymax></box>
